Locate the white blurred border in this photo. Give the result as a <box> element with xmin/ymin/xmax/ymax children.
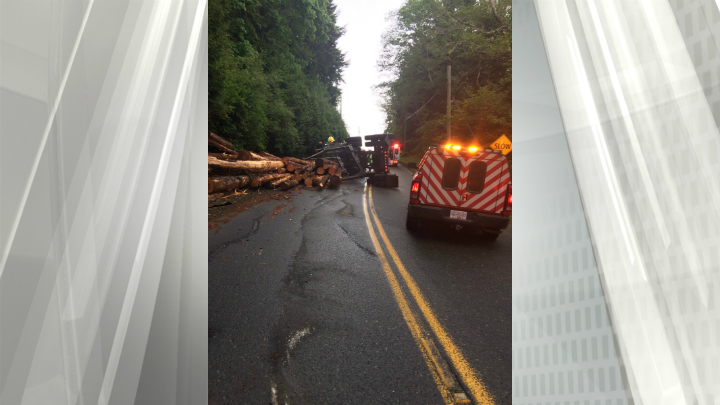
<box><xmin>515</xmin><ymin>0</ymin><xmax>720</xmax><ymax>403</ymax></box>
<box><xmin>0</xmin><ymin>1</ymin><xmax>207</xmax><ymax>404</ymax></box>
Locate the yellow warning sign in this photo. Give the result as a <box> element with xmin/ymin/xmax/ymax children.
<box><xmin>490</xmin><ymin>134</ymin><xmax>512</xmax><ymax>155</ymax></box>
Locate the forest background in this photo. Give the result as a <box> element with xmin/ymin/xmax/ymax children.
<box><xmin>209</xmin><ymin>0</ymin><xmax>511</xmax><ymax>159</ymax></box>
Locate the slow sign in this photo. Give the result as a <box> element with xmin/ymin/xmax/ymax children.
<box><xmin>490</xmin><ymin>134</ymin><xmax>512</xmax><ymax>155</ymax></box>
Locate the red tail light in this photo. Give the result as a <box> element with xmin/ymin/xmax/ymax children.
<box><xmin>410</xmin><ymin>175</ymin><xmax>422</xmax><ymax>202</ymax></box>
<box><xmin>502</xmin><ymin>184</ymin><xmax>512</xmax><ymax>216</ymax></box>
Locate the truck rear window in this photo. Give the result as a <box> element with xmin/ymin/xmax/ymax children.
<box><xmin>467</xmin><ymin>161</ymin><xmax>488</xmax><ymax>193</ymax></box>
<box><xmin>441</xmin><ymin>158</ymin><xmax>461</xmax><ymax>190</ymax></box>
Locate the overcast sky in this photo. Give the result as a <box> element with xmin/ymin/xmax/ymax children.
<box><xmin>334</xmin><ymin>0</ymin><xmax>406</xmax><ymax>139</ymax></box>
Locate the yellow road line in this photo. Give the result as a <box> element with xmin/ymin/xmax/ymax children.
<box><xmin>368</xmin><ymin>185</ymin><xmax>495</xmax><ymax>405</ymax></box>
<box><xmin>362</xmin><ymin>185</ymin><xmax>455</xmax><ymax>405</ymax></box>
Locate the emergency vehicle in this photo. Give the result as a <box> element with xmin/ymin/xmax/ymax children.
<box><xmin>389</xmin><ymin>143</ymin><xmax>401</xmax><ymax>167</ymax></box>
<box><xmin>406</xmin><ymin>143</ymin><xmax>512</xmax><ymax>240</ymax></box>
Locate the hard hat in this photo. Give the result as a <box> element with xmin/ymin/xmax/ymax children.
<box><xmin>328</xmin><ymin>136</ymin><xmax>335</xmax><ymax>143</ymax></box>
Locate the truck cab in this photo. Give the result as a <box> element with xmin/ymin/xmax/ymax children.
<box><xmin>406</xmin><ymin>144</ymin><xmax>512</xmax><ymax>239</ymax></box>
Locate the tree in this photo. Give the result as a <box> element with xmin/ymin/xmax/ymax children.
<box><xmin>378</xmin><ymin>0</ymin><xmax>511</xmax><ymax>157</ymax></box>
<box><xmin>208</xmin><ymin>0</ymin><xmax>349</xmax><ymax>157</ymax></box>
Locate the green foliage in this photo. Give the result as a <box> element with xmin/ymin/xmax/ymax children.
<box><xmin>209</xmin><ymin>0</ymin><xmax>349</xmax><ymax>156</ymax></box>
<box><xmin>378</xmin><ymin>0</ymin><xmax>511</xmax><ymax>156</ymax></box>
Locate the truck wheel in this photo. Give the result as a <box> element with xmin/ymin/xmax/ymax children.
<box><xmin>406</xmin><ymin>213</ymin><xmax>420</xmax><ymax>232</ymax></box>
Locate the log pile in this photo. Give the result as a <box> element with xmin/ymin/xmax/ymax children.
<box><xmin>208</xmin><ymin>132</ymin><xmax>346</xmax><ymax>198</ymax></box>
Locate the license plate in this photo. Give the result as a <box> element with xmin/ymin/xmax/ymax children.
<box><xmin>449</xmin><ymin>210</ymin><xmax>467</xmax><ymax>220</ymax></box>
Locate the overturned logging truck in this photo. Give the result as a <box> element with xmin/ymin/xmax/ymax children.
<box><xmin>307</xmin><ymin>134</ymin><xmax>398</xmax><ymax>188</ymax></box>
<box><xmin>208</xmin><ymin>132</ymin><xmax>398</xmax><ymax>199</ymax></box>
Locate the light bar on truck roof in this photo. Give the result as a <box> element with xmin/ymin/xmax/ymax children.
<box><xmin>441</xmin><ymin>144</ymin><xmax>484</xmax><ymax>153</ymax></box>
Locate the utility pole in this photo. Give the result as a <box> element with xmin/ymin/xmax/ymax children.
<box><xmin>404</xmin><ymin>113</ymin><xmax>408</xmax><ymax>146</ymax></box>
<box><xmin>446</xmin><ymin>64</ymin><xmax>452</xmax><ymax>142</ymax></box>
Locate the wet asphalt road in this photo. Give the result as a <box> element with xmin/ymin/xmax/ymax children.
<box><xmin>208</xmin><ymin>166</ymin><xmax>511</xmax><ymax>405</ymax></box>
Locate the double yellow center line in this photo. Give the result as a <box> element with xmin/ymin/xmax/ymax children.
<box><xmin>362</xmin><ymin>184</ymin><xmax>494</xmax><ymax>405</ymax></box>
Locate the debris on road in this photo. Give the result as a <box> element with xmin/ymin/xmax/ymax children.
<box><xmin>207</xmin><ymin>132</ymin><xmax>402</xmax><ymax>231</ymax></box>
<box><xmin>208</xmin><ymin>132</ymin><xmax>347</xmax><ymax>204</ymax></box>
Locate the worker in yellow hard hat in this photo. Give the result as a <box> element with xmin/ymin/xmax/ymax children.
<box><xmin>328</xmin><ymin>136</ymin><xmax>335</xmax><ymax>143</ymax></box>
